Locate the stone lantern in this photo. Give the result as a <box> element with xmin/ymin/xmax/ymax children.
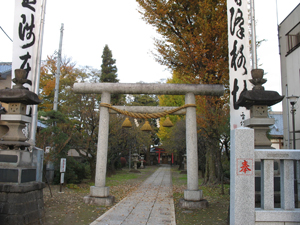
<box><xmin>130</xmin><ymin>152</ymin><xmax>141</xmax><ymax>173</ymax></box>
<box><xmin>0</xmin><ymin>69</ymin><xmax>45</xmax><ymax>224</ymax></box>
<box><xmin>140</xmin><ymin>155</ymin><xmax>144</xmax><ymax>169</ymax></box>
<box><xmin>180</xmin><ymin>153</ymin><xmax>187</xmax><ymax>174</ymax></box>
<box><xmin>236</xmin><ymin>69</ymin><xmax>284</xmax><ymax>148</ymax></box>
<box><xmin>0</xmin><ymin>69</ymin><xmax>41</xmax><ymax>149</ymax></box>
<box><xmin>236</xmin><ymin>69</ymin><xmax>285</xmax><ymax>205</ymax></box>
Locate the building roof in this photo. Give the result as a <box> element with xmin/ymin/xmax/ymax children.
<box><xmin>37</xmin><ymin>121</ymin><xmax>47</xmax><ymax>128</ymax></box>
<box><xmin>269</xmin><ymin>111</ymin><xmax>283</xmax><ymax>137</ymax></box>
<box><xmin>150</xmin><ymin>147</ymin><xmax>165</xmax><ymax>153</ymax></box>
<box><xmin>68</xmin><ymin>149</ymin><xmax>92</xmax><ymax>157</ymax></box>
<box><xmin>279</xmin><ymin>3</ymin><xmax>300</xmax><ymax>25</ymax></box>
<box><xmin>0</xmin><ymin>62</ymin><xmax>12</xmax><ymax>80</ymax></box>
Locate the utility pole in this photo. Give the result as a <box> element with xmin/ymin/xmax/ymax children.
<box><xmin>47</xmin><ymin>23</ymin><xmax>64</xmax><ymax>185</ymax></box>
<box><xmin>29</xmin><ymin>0</ymin><xmax>47</xmax><ymax>147</ymax></box>
<box><xmin>53</xmin><ymin>23</ymin><xmax>64</xmax><ymax>111</ymax></box>
<box><xmin>250</xmin><ymin>0</ymin><xmax>257</xmax><ymax>69</ymax></box>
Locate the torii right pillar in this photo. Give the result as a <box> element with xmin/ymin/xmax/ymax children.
<box><xmin>178</xmin><ymin>93</ymin><xmax>208</xmax><ymax>209</ymax></box>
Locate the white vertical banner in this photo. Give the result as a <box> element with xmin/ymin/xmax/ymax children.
<box><xmin>60</xmin><ymin>158</ymin><xmax>66</xmax><ymax>173</ymax></box>
<box><xmin>227</xmin><ymin>0</ymin><xmax>252</xmax><ymax>130</ymax></box>
<box><xmin>12</xmin><ymin>0</ymin><xmax>44</xmax><ymax>92</ymax></box>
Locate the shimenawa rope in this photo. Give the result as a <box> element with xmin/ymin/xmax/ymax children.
<box><xmin>99</xmin><ymin>103</ymin><xmax>196</xmax><ymax>119</ymax></box>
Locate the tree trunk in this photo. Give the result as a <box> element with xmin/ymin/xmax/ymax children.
<box><xmin>198</xmin><ymin>141</ymin><xmax>206</xmax><ymax>178</ymax></box>
<box><xmin>178</xmin><ymin>152</ymin><xmax>184</xmax><ymax>170</ymax></box>
<box><xmin>204</xmin><ymin>144</ymin><xmax>218</xmax><ymax>184</ymax></box>
<box><xmin>89</xmin><ymin>157</ymin><xmax>96</xmax><ymax>182</ymax></box>
<box><xmin>109</xmin><ymin>155</ymin><xmax>119</xmax><ymax>175</ymax></box>
<box><xmin>224</xmin><ymin>138</ymin><xmax>230</xmax><ymax>161</ymax></box>
<box><xmin>146</xmin><ymin>145</ymin><xmax>151</xmax><ymax>165</ymax></box>
<box><xmin>217</xmin><ymin>144</ymin><xmax>225</xmax><ymax>194</ymax></box>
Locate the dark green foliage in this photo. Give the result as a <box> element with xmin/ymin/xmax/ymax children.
<box><xmin>99</xmin><ymin>44</ymin><xmax>125</xmax><ymax>105</ymax></box>
<box><xmin>222</xmin><ymin>156</ymin><xmax>230</xmax><ymax>179</ymax></box>
<box><xmin>162</xmin><ymin>119</ymin><xmax>186</xmax><ymax>170</ymax></box>
<box><xmin>38</xmin><ymin>110</ymin><xmax>72</xmax><ymax>157</ymax></box>
<box><xmin>39</xmin><ymin>110</ymin><xmax>67</xmax><ymax>125</ymax></box>
<box><xmin>126</xmin><ymin>93</ymin><xmax>160</xmax><ymax>163</ymax></box>
<box><xmin>100</xmin><ymin>45</ymin><xmax>119</xmax><ymax>83</ymax></box>
<box><xmin>127</xmin><ymin>94</ymin><xmax>159</xmax><ymax>106</ymax></box>
<box><xmin>53</xmin><ymin>157</ymin><xmax>90</xmax><ymax>184</ymax></box>
<box><xmin>38</xmin><ymin>110</ymin><xmax>86</xmax><ymax>184</ymax></box>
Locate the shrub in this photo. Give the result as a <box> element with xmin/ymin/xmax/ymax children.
<box><xmin>52</xmin><ymin>157</ymin><xmax>90</xmax><ymax>184</ymax></box>
<box><xmin>66</xmin><ymin>183</ymin><xmax>79</xmax><ymax>189</ymax></box>
<box><xmin>222</xmin><ymin>156</ymin><xmax>230</xmax><ymax>179</ymax></box>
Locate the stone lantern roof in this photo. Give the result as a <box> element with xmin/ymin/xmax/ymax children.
<box><xmin>236</xmin><ymin>69</ymin><xmax>284</xmax><ymax>109</ymax></box>
<box><xmin>0</xmin><ymin>88</ymin><xmax>41</xmax><ymax>105</ymax></box>
<box><xmin>0</xmin><ymin>69</ymin><xmax>41</xmax><ymax>105</ymax></box>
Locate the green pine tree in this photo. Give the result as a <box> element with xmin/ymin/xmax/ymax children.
<box><xmin>100</xmin><ymin>45</ymin><xmax>119</xmax><ymax>83</ymax></box>
<box><xmin>100</xmin><ymin>45</ymin><xmax>125</xmax><ymax>105</ymax></box>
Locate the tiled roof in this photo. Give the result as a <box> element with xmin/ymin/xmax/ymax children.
<box><xmin>0</xmin><ymin>62</ymin><xmax>12</xmax><ymax>73</ymax></box>
<box><xmin>37</xmin><ymin>121</ymin><xmax>47</xmax><ymax>128</ymax></box>
<box><xmin>0</xmin><ymin>62</ymin><xmax>12</xmax><ymax>79</ymax></box>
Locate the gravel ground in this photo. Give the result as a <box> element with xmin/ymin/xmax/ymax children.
<box><xmin>42</xmin><ymin>166</ymin><xmax>230</xmax><ymax>225</ymax></box>
<box><xmin>43</xmin><ymin>166</ymin><xmax>158</xmax><ymax>225</ymax></box>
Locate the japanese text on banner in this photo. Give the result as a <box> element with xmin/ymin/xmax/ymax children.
<box><xmin>227</xmin><ymin>0</ymin><xmax>251</xmax><ymax>130</ymax></box>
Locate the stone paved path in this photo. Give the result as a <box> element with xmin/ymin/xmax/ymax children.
<box><xmin>90</xmin><ymin>165</ymin><xmax>176</xmax><ymax>225</ymax></box>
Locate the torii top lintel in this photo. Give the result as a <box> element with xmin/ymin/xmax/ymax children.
<box><xmin>73</xmin><ymin>83</ymin><xmax>224</xmax><ymax>96</ymax></box>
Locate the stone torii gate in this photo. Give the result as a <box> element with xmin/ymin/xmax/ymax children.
<box><xmin>73</xmin><ymin>83</ymin><xmax>224</xmax><ymax>208</ymax></box>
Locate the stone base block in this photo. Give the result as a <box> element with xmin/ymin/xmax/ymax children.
<box><xmin>178</xmin><ymin>198</ymin><xmax>208</xmax><ymax>209</ymax></box>
<box><xmin>184</xmin><ymin>189</ymin><xmax>203</xmax><ymax>201</ymax></box>
<box><xmin>83</xmin><ymin>195</ymin><xmax>115</xmax><ymax>206</ymax></box>
<box><xmin>0</xmin><ymin>182</ymin><xmax>45</xmax><ymax>225</ymax></box>
<box><xmin>90</xmin><ymin>186</ymin><xmax>109</xmax><ymax>197</ymax></box>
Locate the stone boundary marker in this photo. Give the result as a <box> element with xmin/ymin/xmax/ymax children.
<box><xmin>230</xmin><ymin>127</ymin><xmax>300</xmax><ymax>224</ymax></box>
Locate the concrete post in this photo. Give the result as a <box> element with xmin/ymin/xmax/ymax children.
<box><xmin>280</xmin><ymin>159</ymin><xmax>295</xmax><ymax>210</ymax></box>
<box><xmin>230</xmin><ymin>127</ymin><xmax>255</xmax><ymax>224</ymax></box>
<box><xmin>34</xmin><ymin>147</ymin><xmax>44</xmax><ymax>183</ymax></box>
<box><xmin>84</xmin><ymin>92</ymin><xmax>115</xmax><ymax>205</ymax></box>
<box><xmin>261</xmin><ymin>160</ymin><xmax>274</xmax><ymax>209</ymax></box>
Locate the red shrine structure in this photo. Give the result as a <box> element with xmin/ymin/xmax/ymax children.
<box><xmin>150</xmin><ymin>147</ymin><xmax>174</xmax><ymax>165</ymax></box>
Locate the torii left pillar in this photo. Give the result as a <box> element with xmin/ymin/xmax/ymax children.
<box><xmin>83</xmin><ymin>92</ymin><xmax>115</xmax><ymax>205</ymax></box>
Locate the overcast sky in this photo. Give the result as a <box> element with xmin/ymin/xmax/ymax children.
<box><xmin>1</xmin><ymin>1</ymin><xmax>299</xmax><ymax>111</ymax></box>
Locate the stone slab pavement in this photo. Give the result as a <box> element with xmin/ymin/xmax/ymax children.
<box><xmin>90</xmin><ymin>165</ymin><xmax>176</xmax><ymax>225</ymax></box>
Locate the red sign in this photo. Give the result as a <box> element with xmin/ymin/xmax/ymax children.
<box><xmin>239</xmin><ymin>160</ymin><xmax>251</xmax><ymax>173</ymax></box>
<box><xmin>237</xmin><ymin>158</ymin><xmax>253</xmax><ymax>175</ymax></box>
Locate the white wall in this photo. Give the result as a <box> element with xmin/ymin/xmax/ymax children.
<box><xmin>279</xmin><ymin>4</ymin><xmax>300</xmax><ymax>149</ymax></box>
